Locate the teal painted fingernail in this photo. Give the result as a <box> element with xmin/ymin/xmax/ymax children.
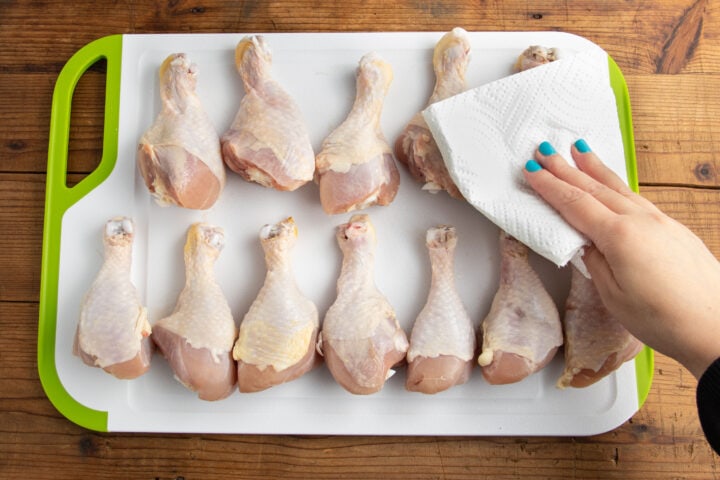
<box><xmin>539</xmin><ymin>141</ymin><xmax>556</xmax><ymax>156</ymax></box>
<box><xmin>525</xmin><ymin>159</ymin><xmax>543</xmax><ymax>172</ymax></box>
<box><xmin>575</xmin><ymin>138</ymin><xmax>592</xmax><ymax>153</ymax></box>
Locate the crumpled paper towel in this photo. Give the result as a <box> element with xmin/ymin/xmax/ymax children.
<box><xmin>422</xmin><ymin>47</ymin><xmax>627</xmax><ymax>270</ymax></box>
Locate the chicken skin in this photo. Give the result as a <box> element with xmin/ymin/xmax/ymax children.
<box><xmin>233</xmin><ymin>217</ymin><xmax>320</xmax><ymax>392</ymax></box>
<box><xmin>319</xmin><ymin>214</ymin><xmax>409</xmax><ymax>394</ymax></box>
<box><xmin>406</xmin><ymin>226</ymin><xmax>475</xmax><ymax>394</ymax></box>
<box><xmin>74</xmin><ymin>217</ymin><xmax>152</xmax><ymax>379</ymax></box>
<box><xmin>221</xmin><ymin>36</ymin><xmax>315</xmax><ymax>191</ymax></box>
<box><xmin>395</xmin><ymin>27</ymin><xmax>470</xmax><ymax>199</ymax></box>
<box><xmin>315</xmin><ymin>53</ymin><xmax>400</xmax><ymax>215</ymax></box>
<box><xmin>137</xmin><ymin>53</ymin><xmax>226</xmax><ymax>210</ymax></box>
<box><xmin>557</xmin><ymin>266</ymin><xmax>644</xmax><ymax>388</ymax></box>
<box><xmin>477</xmin><ymin>231</ymin><xmax>563</xmax><ymax>384</ymax></box>
<box><xmin>152</xmin><ymin>223</ymin><xmax>237</xmax><ymax>401</ymax></box>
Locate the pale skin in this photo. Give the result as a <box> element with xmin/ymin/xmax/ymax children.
<box><xmin>523</xmin><ymin>139</ymin><xmax>720</xmax><ymax>380</ymax></box>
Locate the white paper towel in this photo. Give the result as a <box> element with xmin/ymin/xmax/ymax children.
<box><xmin>422</xmin><ymin>47</ymin><xmax>627</xmax><ymax>269</ymax></box>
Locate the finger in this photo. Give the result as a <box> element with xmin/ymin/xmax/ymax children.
<box><xmin>571</xmin><ymin>139</ymin><xmax>632</xmax><ymax>193</ymax></box>
<box><xmin>583</xmin><ymin>244</ymin><xmax>616</xmax><ymax>289</ymax></box>
<box><xmin>570</xmin><ymin>139</ymin><xmax>659</xmax><ymax>212</ymax></box>
<box><xmin>535</xmin><ymin>141</ymin><xmax>641</xmax><ymax>216</ymax></box>
<box><xmin>582</xmin><ymin>244</ymin><xmax>625</xmax><ymax>315</ymax></box>
<box><xmin>523</xmin><ymin>160</ymin><xmax>614</xmax><ymax>240</ymax></box>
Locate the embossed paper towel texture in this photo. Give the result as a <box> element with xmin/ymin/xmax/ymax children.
<box><xmin>423</xmin><ymin>48</ymin><xmax>627</xmax><ymax>268</ymax></box>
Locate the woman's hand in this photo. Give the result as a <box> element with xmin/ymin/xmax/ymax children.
<box><xmin>523</xmin><ymin>139</ymin><xmax>720</xmax><ymax>379</ymax></box>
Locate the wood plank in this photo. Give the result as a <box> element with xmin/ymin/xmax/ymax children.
<box><xmin>2</xmin><ymin>1</ymin><xmax>720</xmax><ymax>74</ymax></box>
<box><xmin>641</xmin><ymin>186</ymin><xmax>720</xmax><ymax>257</ymax></box>
<box><xmin>627</xmin><ymin>74</ymin><xmax>720</xmax><ymax>187</ymax></box>
<box><xmin>3</xmin><ymin>299</ymin><xmax>716</xmax><ymax>479</ymax></box>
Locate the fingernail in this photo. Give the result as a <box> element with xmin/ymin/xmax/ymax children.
<box><xmin>525</xmin><ymin>159</ymin><xmax>543</xmax><ymax>172</ymax></box>
<box><xmin>539</xmin><ymin>141</ymin><xmax>556</xmax><ymax>156</ymax></box>
<box><xmin>575</xmin><ymin>138</ymin><xmax>592</xmax><ymax>153</ymax></box>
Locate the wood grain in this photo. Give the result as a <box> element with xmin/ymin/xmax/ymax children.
<box><xmin>2</xmin><ymin>0</ymin><xmax>720</xmax><ymax>478</ymax></box>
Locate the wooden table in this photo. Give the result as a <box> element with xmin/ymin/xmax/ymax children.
<box><xmin>2</xmin><ymin>1</ymin><xmax>718</xmax><ymax>478</ymax></box>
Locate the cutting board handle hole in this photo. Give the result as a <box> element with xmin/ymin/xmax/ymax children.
<box><xmin>65</xmin><ymin>59</ymin><xmax>106</xmax><ymax>188</ymax></box>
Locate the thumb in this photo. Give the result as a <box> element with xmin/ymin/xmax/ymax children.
<box><xmin>583</xmin><ymin>243</ymin><xmax>621</xmax><ymax>301</ymax></box>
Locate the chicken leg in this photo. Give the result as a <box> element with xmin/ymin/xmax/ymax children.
<box><xmin>406</xmin><ymin>226</ymin><xmax>475</xmax><ymax>394</ymax></box>
<box><xmin>137</xmin><ymin>53</ymin><xmax>226</xmax><ymax>210</ymax></box>
<box><xmin>74</xmin><ymin>217</ymin><xmax>152</xmax><ymax>379</ymax></box>
<box><xmin>315</xmin><ymin>53</ymin><xmax>400</xmax><ymax>215</ymax></box>
<box><xmin>152</xmin><ymin>223</ymin><xmax>237</xmax><ymax>401</ymax></box>
<box><xmin>221</xmin><ymin>36</ymin><xmax>315</xmax><ymax>191</ymax></box>
<box><xmin>233</xmin><ymin>217</ymin><xmax>320</xmax><ymax>392</ymax></box>
<box><xmin>318</xmin><ymin>214</ymin><xmax>409</xmax><ymax>394</ymax></box>
<box><xmin>514</xmin><ymin>45</ymin><xmax>559</xmax><ymax>72</ymax></box>
<box><xmin>557</xmin><ymin>265</ymin><xmax>643</xmax><ymax>388</ymax></box>
<box><xmin>395</xmin><ymin>27</ymin><xmax>470</xmax><ymax>199</ymax></box>
<box><xmin>477</xmin><ymin>231</ymin><xmax>563</xmax><ymax>384</ymax></box>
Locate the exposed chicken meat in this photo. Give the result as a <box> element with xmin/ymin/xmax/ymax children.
<box><xmin>557</xmin><ymin>266</ymin><xmax>644</xmax><ymax>388</ymax></box>
<box><xmin>477</xmin><ymin>231</ymin><xmax>563</xmax><ymax>384</ymax></box>
<box><xmin>137</xmin><ymin>53</ymin><xmax>226</xmax><ymax>210</ymax></box>
<box><xmin>406</xmin><ymin>226</ymin><xmax>475</xmax><ymax>394</ymax></box>
<box><xmin>232</xmin><ymin>217</ymin><xmax>320</xmax><ymax>392</ymax></box>
<box><xmin>315</xmin><ymin>53</ymin><xmax>400</xmax><ymax>215</ymax></box>
<box><xmin>74</xmin><ymin>217</ymin><xmax>152</xmax><ymax>379</ymax></box>
<box><xmin>514</xmin><ymin>45</ymin><xmax>559</xmax><ymax>72</ymax></box>
<box><xmin>221</xmin><ymin>36</ymin><xmax>315</xmax><ymax>191</ymax></box>
<box><xmin>152</xmin><ymin>223</ymin><xmax>237</xmax><ymax>401</ymax></box>
<box><xmin>395</xmin><ymin>27</ymin><xmax>470</xmax><ymax>199</ymax></box>
<box><xmin>318</xmin><ymin>214</ymin><xmax>409</xmax><ymax>394</ymax></box>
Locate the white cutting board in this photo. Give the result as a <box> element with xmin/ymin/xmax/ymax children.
<box><xmin>51</xmin><ymin>31</ymin><xmax>645</xmax><ymax>434</ymax></box>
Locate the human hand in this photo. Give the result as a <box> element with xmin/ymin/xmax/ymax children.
<box><xmin>523</xmin><ymin>139</ymin><xmax>720</xmax><ymax>379</ymax></box>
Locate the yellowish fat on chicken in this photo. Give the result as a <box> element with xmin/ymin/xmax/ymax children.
<box><xmin>232</xmin><ymin>217</ymin><xmax>320</xmax><ymax>393</ymax></box>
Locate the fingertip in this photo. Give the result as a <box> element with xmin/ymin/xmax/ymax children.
<box><xmin>538</xmin><ymin>141</ymin><xmax>557</xmax><ymax>156</ymax></box>
<box><xmin>525</xmin><ymin>159</ymin><xmax>543</xmax><ymax>172</ymax></box>
<box><xmin>574</xmin><ymin>138</ymin><xmax>592</xmax><ymax>154</ymax></box>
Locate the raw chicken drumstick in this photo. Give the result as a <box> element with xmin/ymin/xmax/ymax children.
<box><xmin>395</xmin><ymin>27</ymin><xmax>470</xmax><ymax>199</ymax></box>
<box><xmin>74</xmin><ymin>217</ymin><xmax>152</xmax><ymax>379</ymax></box>
<box><xmin>233</xmin><ymin>217</ymin><xmax>320</xmax><ymax>392</ymax></box>
<box><xmin>152</xmin><ymin>223</ymin><xmax>237</xmax><ymax>401</ymax></box>
<box><xmin>557</xmin><ymin>266</ymin><xmax>644</xmax><ymax>388</ymax></box>
<box><xmin>477</xmin><ymin>231</ymin><xmax>563</xmax><ymax>384</ymax></box>
<box><xmin>315</xmin><ymin>53</ymin><xmax>400</xmax><ymax>215</ymax></box>
<box><xmin>406</xmin><ymin>226</ymin><xmax>476</xmax><ymax>394</ymax></box>
<box><xmin>514</xmin><ymin>45</ymin><xmax>559</xmax><ymax>72</ymax></box>
<box><xmin>318</xmin><ymin>214</ymin><xmax>409</xmax><ymax>394</ymax></box>
<box><xmin>137</xmin><ymin>53</ymin><xmax>226</xmax><ymax>210</ymax></box>
<box><xmin>221</xmin><ymin>36</ymin><xmax>315</xmax><ymax>191</ymax></box>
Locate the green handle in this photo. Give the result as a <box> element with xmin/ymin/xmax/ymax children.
<box><xmin>38</xmin><ymin>34</ymin><xmax>124</xmax><ymax>432</ymax></box>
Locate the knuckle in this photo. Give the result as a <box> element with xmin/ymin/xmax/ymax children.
<box><xmin>559</xmin><ymin>185</ymin><xmax>588</xmax><ymax>206</ymax></box>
